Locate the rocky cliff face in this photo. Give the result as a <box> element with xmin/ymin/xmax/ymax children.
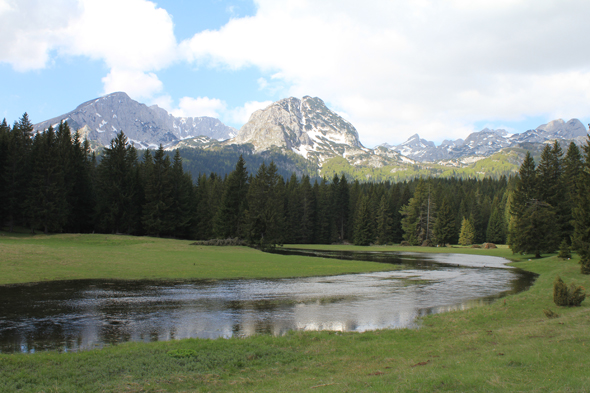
<box><xmin>34</xmin><ymin>92</ymin><xmax>236</xmax><ymax>149</ymax></box>
<box><xmin>228</xmin><ymin>96</ymin><xmax>370</xmax><ymax>164</ymax></box>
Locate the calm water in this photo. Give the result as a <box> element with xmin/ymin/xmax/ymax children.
<box><xmin>0</xmin><ymin>250</ymin><xmax>535</xmax><ymax>353</ymax></box>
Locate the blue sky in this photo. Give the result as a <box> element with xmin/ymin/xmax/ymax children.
<box><xmin>1</xmin><ymin>0</ymin><xmax>590</xmax><ymax>147</ymax></box>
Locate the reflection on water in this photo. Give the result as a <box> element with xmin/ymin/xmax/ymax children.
<box><xmin>0</xmin><ymin>251</ymin><xmax>536</xmax><ymax>353</ymax></box>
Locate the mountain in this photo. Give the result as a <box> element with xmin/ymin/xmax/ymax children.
<box><xmin>33</xmin><ymin>92</ymin><xmax>237</xmax><ymax>149</ymax></box>
<box><xmin>224</xmin><ymin>96</ymin><xmax>408</xmax><ymax>168</ymax></box>
<box><xmin>387</xmin><ymin>120</ymin><xmax>588</xmax><ymax>162</ymax></box>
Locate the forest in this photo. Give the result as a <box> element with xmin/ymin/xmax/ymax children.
<box><xmin>1</xmin><ymin>114</ymin><xmax>590</xmax><ymax>272</ymax></box>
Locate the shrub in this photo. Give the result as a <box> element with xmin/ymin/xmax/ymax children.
<box><xmin>190</xmin><ymin>238</ymin><xmax>247</xmax><ymax>247</ymax></box>
<box><xmin>483</xmin><ymin>243</ymin><xmax>497</xmax><ymax>249</ymax></box>
<box><xmin>581</xmin><ymin>257</ymin><xmax>590</xmax><ymax>275</ymax></box>
<box><xmin>553</xmin><ymin>276</ymin><xmax>586</xmax><ymax>307</ymax></box>
<box><xmin>400</xmin><ymin>241</ymin><xmax>410</xmax><ymax>246</ymax></box>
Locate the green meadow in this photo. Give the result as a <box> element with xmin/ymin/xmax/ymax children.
<box><xmin>0</xmin><ymin>232</ymin><xmax>398</xmax><ymax>285</ymax></box>
<box><xmin>1</xmin><ymin>233</ymin><xmax>589</xmax><ymax>392</ymax></box>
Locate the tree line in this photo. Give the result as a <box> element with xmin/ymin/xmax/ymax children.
<box><xmin>1</xmin><ymin>115</ymin><xmax>589</xmax><ymax>272</ymax></box>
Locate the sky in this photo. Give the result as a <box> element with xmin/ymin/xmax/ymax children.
<box><xmin>1</xmin><ymin>0</ymin><xmax>590</xmax><ymax>147</ymax></box>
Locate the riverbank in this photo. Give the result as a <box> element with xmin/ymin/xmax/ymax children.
<box><xmin>1</xmin><ymin>235</ymin><xmax>589</xmax><ymax>391</ymax></box>
<box><xmin>0</xmin><ymin>232</ymin><xmax>399</xmax><ymax>285</ymax></box>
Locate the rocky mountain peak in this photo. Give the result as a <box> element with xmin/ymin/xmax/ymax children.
<box><xmin>228</xmin><ymin>96</ymin><xmax>364</xmax><ymax>162</ymax></box>
<box><xmin>34</xmin><ymin>92</ymin><xmax>236</xmax><ymax>149</ymax></box>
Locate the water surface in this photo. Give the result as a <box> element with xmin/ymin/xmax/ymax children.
<box><xmin>0</xmin><ymin>250</ymin><xmax>535</xmax><ymax>353</ymax></box>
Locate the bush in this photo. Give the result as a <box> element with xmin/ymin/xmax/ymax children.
<box><xmin>190</xmin><ymin>238</ymin><xmax>247</xmax><ymax>247</ymax></box>
<box><xmin>400</xmin><ymin>241</ymin><xmax>410</xmax><ymax>246</ymax></box>
<box><xmin>553</xmin><ymin>276</ymin><xmax>586</xmax><ymax>307</ymax></box>
<box><xmin>581</xmin><ymin>257</ymin><xmax>590</xmax><ymax>275</ymax></box>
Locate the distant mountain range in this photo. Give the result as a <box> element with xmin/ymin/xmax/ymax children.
<box><xmin>33</xmin><ymin>92</ymin><xmax>236</xmax><ymax>149</ymax></box>
<box><xmin>381</xmin><ymin>119</ymin><xmax>588</xmax><ymax>162</ymax></box>
<box><xmin>34</xmin><ymin>92</ymin><xmax>589</xmax><ymax>179</ymax></box>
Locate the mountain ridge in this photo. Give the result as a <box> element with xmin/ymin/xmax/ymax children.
<box><xmin>33</xmin><ymin>92</ymin><xmax>237</xmax><ymax>149</ymax></box>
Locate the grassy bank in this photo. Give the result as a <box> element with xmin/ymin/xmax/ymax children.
<box><xmin>0</xmin><ymin>232</ymin><xmax>400</xmax><ymax>285</ymax></box>
<box><xmin>1</xmin><ymin>237</ymin><xmax>589</xmax><ymax>391</ymax></box>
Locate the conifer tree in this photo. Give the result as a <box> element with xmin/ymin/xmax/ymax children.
<box><xmin>142</xmin><ymin>145</ymin><xmax>174</xmax><ymax>237</ymax></box>
<box><xmin>26</xmin><ymin>126</ymin><xmax>68</xmax><ymax>234</ymax></box>
<box><xmin>509</xmin><ymin>152</ymin><xmax>557</xmax><ymax>257</ymax></box>
<box><xmin>375</xmin><ymin>194</ymin><xmax>393</xmax><ymax>245</ymax></box>
<box><xmin>299</xmin><ymin>175</ymin><xmax>316</xmax><ymax>244</ymax></box>
<box><xmin>572</xmin><ymin>136</ymin><xmax>590</xmax><ymax>273</ymax></box>
<box><xmin>433</xmin><ymin>197</ymin><xmax>455</xmax><ymax>246</ymax></box>
<box><xmin>353</xmin><ymin>193</ymin><xmax>374</xmax><ymax>246</ymax></box>
<box><xmin>213</xmin><ymin>155</ymin><xmax>249</xmax><ymax>239</ymax></box>
<box><xmin>3</xmin><ymin>114</ymin><xmax>33</xmax><ymax>231</ymax></box>
<box><xmin>486</xmin><ymin>205</ymin><xmax>505</xmax><ymax>244</ymax></box>
<box><xmin>334</xmin><ymin>174</ymin><xmax>350</xmax><ymax>242</ymax></box>
<box><xmin>562</xmin><ymin>142</ymin><xmax>583</xmax><ymax>242</ymax></box>
<box><xmin>458</xmin><ymin>217</ymin><xmax>476</xmax><ymax>245</ymax></box>
<box><xmin>170</xmin><ymin>150</ymin><xmax>194</xmax><ymax>238</ymax></box>
<box><xmin>400</xmin><ymin>179</ymin><xmax>433</xmax><ymax>245</ymax></box>
<box><xmin>246</xmin><ymin>162</ymin><xmax>284</xmax><ymax>246</ymax></box>
<box><xmin>95</xmin><ymin>131</ymin><xmax>139</xmax><ymax>234</ymax></box>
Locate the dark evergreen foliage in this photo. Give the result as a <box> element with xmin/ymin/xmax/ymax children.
<box><xmin>2</xmin><ymin>119</ymin><xmax>590</xmax><ymax>260</ymax></box>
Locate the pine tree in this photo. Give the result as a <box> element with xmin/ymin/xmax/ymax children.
<box><xmin>95</xmin><ymin>131</ymin><xmax>139</xmax><ymax>234</ymax></box>
<box><xmin>299</xmin><ymin>175</ymin><xmax>316</xmax><ymax>244</ymax></box>
<box><xmin>458</xmin><ymin>217</ymin><xmax>476</xmax><ymax>246</ymax></box>
<box><xmin>572</xmin><ymin>136</ymin><xmax>590</xmax><ymax>273</ymax></box>
<box><xmin>375</xmin><ymin>194</ymin><xmax>393</xmax><ymax>245</ymax></box>
<box><xmin>400</xmin><ymin>179</ymin><xmax>433</xmax><ymax>245</ymax></box>
<box><xmin>26</xmin><ymin>127</ymin><xmax>68</xmax><ymax>234</ymax></box>
<box><xmin>142</xmin><ymin>145</ymin><xmax>174</xmax><ymax>237</ymax></box>
<box><xmin>334</xmin><ymin>174</ymin><xmax>350</xmax><ymax>242</ymax></box>
<box><xmin>353</xmin><ymin>194</ymin><xmax>374</xmax><ymax>246</ymax></box>
<box><xmin>508</xmin><ymin>152</ymin><xmax>557</xmax><ymax>257</ymax></box>
<box><xmin>213</xmin><ymin>155</ymin><xmax>249</xmax><ymax>239</ymax></box>
<box><xmin>169</xmin><ymin>150</ymin><xmax>194</xmax><ymax>238</ymax></box>
<box><xmin>433</xmin><ymin>197</ymin><xmax>455</xmax><ymax>246</ymax></box>
<box><xmin>3</xmin><ymin>114</ymin><xmax>33</xmax><ymax>231</ymax></box>
<box><xmin>486</xmin><ymin>206</ymin><xmax>505</xmax><ymax>244</ymax></box>
<box><xmin>246</xmin><ymin>162</ymin><xmax>284</xmax><ymax>246</ymax></box>
<box><xmin>562</xmin><ymin>142</ymin><xmax>583</xmax><ymax>242</ymax></box>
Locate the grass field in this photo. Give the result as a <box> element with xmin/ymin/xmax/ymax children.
<box><xmin>1</xmin><ymin>233</ymin><xmax>589</xmax><ymax>391</ymax></box>
<box><xmin>0</xmin><ymin>232</ymin><xmax>399</xmax><ymax>285</ymax></box>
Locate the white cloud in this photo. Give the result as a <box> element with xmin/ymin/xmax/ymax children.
<box><xmin>0</xmin><ymin>0</ymin><xmax>177</xmax><ymax>96</ymax></box>
<box><xmin>63</xmin><ymin>0</ymin><xmax>178</xmax><ymax>71</ymax></box>
<box><xmin>102</xmin><ymin>68</ymin><xmax>164</xmax><ymax>100</ymax></box>
<box><xmin>181</xmin><ymin>0</ymin><xmax>590</xmax><ymax>146</ymax></box>
<box><xmin>0</xmin><ymin>0</ymin><xmax>82</xmax><ymax>71</ymax></box>
<box><xmin>171</xmin><ymin>96</ymin><xmax>227</xmax><ymax>118</ymax></box>
<box><xmin>228</xmin><ymin>100</ymin><xmax>273</xmax><ymax>124</ymax></box>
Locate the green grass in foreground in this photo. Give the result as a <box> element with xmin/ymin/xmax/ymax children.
<box><xmin>1</xmin><ymin>235</ymin><xmax>590</xmax><ymax>392</ymax></box>
<box><xmin>0</xmin><ymin>232</ymin><xmax>400</xmax><ymax>285</ymax></box>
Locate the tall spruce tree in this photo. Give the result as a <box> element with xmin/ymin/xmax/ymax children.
<box><xmin>246</xmin><ymin>162</ymin><xmax>284</xmax><ymax>246</ymax></box>
<box><xmin>509</xmin><ymin>152</ymin><xmax>557</xmax><ymax>257</ymax></box>
<box><xmin>142</xmin><ymin>145</ymin><xmax>174</xmax><ymax>237</ymax></box>
<box><xmin>26</xmin><ymin>127</ymin><xmax>68</xmax><ymax>234</ymax></box>
<box><xmin>213</xmin><ymin>155</ymin><xmax>249</xmax><ymax>239</ymax></box>
<box><xmin>375</xmin><ymin>194</ymin><xmax>393</xmax><ymax>245</ymax></box>
<box><xmin>458</xmin><ymin>217</ymin><xmax>476</xmax><ymax>245</ymax></box>
<box><xmin>433</xmin><ymin>197</ymin><xmax>455</xmax><ymax>246</ymax></box>
<box><xmin>95</xmin><ymin>131</ymin><xmax>139</xmax><ymax>234</ymax></box>
<box><xmin>572</xmin><ymin>136</ymin><xmax>590</xmax><ymax>273</ymax></box>
<box><xmin>353</xmin><ymin>193</ymin><xmax>374</xmax><ymax>246</ymax></box>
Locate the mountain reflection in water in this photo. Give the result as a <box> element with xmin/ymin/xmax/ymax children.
<box><xmin>0</xmin><ymin>250</ymin><xmax>535</xmax><ymax>353</ymax></box>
